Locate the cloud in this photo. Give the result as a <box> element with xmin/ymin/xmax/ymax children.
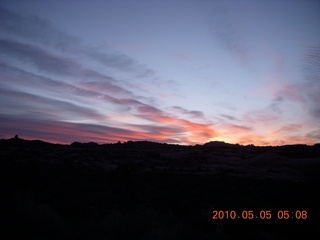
<box><xmin>270</xmin><ymin>43</ymin><xmax>320</xmax><ymax>123</ymax></box>
<box><xmin>305</xmin><ymin>130</ymin><xmax>320</xmax><ymax>141</ymax></box>
<box><xmin>84</xmin><ymin>46</ymin><xmax>140</xmax><ymax>73</ymax></box>
<box><xmin>237</xmin><ymin>135</ymin><xmax>271</xmax><ymax>146</ymax></box>
<box><xmin>171</xmin><ymin>106</ymin><xmax>204</xmax><ymax>118</ymax></box>
<box><xmin>0</xmin><ymin>39</ymin><xmax>138</xmax><ymax>100</ymax></box>
<box><xmin>0</xmin><ymin>39</ymin><xmax>125</xmax><ymax>85</ymax></box>
<box><xmin>269</xmin><ymin>96</ymin><xmax>284</xmax><ymax>114</ymax></box>
<box><xmin>206</xmin><ymin>3</ymin><xmax>249</xmax><ymax>67</ymax></box>
<box><xmin>0</xmin><ymin>62</ymin><xmax>104</xmax><ymax>100</ymax></box>
<box><xmin>276</xmin><ymin>84</ymin><xmax>306</xmax><ymax>104</ymax></box>
<box><xmin>219</xmin><ymin>114</ymin><xmax>238</xmax><ymax>121</ymax></box>
<box><xmin>98</xmin><ymin>97</ymin><xmax>217</xmax><ymax>144</ymax></box>
<box><xmin>0</xmin><ymin>58</ymin><xmax>216</xmax><ymax>145</ymax></box>
<box><xmin>226</xmin><ymin>124</ymin><xmax>252</xmax><ymax>132</ymax></box>
<box><xmin>238</xmin><ymin>71</ymin><xmax>320</xmax><ymax>145</ymax></box>
<box><xmin>0</xmin><ymin>113</ymin><xmax>136</xmax><ymax>144</ymax></box>
<box><xmin>105</xmin><ymin>99</ymin><xmax>217</xmax><ymax>144</ymax></box>
<box><xmin>0</xmin><ymin>86</ymin><xmax>105</xmax><ymax>121</ymax></box>
<box><xmin>0</xmin><ymin>6</ymin><xmax>179</xmax><ymax>100</ymax></box>
<box><xmin>243</xmin><ymin>110</ymin><xmax>278</xmax><ymax>125</ymax></box>
<box><xmin>125</xmin><ymin>123</ymin><xmax>184</xmax><ymax>139</ymax></box>
<box><xmin>80</xmin><ymin>80</ymin><xmax>133</xmax><ymax>97</ymax></box>
<box><xmin>303</xmin><ymin>43</ymin><xmax>320</xmax><ymax>83</ymax></box>
<box><xmin>303</xmin><ymin>44</ymin><xmax>320</xmax><ymax>120</ymax></box>
<box><xmin>214</xmin><ymin>102</ymin><xmax>237</xmax><ymax>111</ymax></box>
<box><xmin>275</xmin><ymin>124</ymin><xmax>302</xmax><ymax>134</ymax></box>
<box><xmin>0</xmin><ymin>7</ymin><xmax>79</xmax><ymax>50</ymax></box>
<box><xmin>0</xmin><ymin>113</ymin><xmax>208</xmax><ymax>145</ymax></box>
<box><xmin>0</xmin><ymin>7</ymin><xmax>158</xmax><ymax>77</ymax></box>
<box><xmin>0</xmin><ymin>38</ymin><xmax>79</xmax><ymax>76</ymax></box>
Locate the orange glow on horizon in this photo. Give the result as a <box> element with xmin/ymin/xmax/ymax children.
<box><xmin>1</xmin><ymin>110</ymin><xmax>318</xmax><ymax>146</ymax></box>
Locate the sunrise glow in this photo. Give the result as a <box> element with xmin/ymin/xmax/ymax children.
<box><xmin>0</xmin><ymin>0</ymin><xmax>319</xmax><ymax>146</ymax></box>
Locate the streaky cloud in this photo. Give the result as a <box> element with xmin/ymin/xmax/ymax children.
<box><xmin>206</xmin><ymin>2</ymin><xmax>249</xmax><ymax>67</ymax></box>
<box><xmin>269</xmin><ymin>96</ymin><xmax>284</xmax><ymax>114</ymax></box>
<box><xmin>275</xmin><ymin>124</ymin><xmax>302</xmax><ymax>134</ymax></box>
<box><xmin>0</xmin><ymin>7</ymin><xmax>156</xmax><ymax>76</ymax></box>
<box><xmin>0</xmin><ymin>62</ymin><xmax>107</xmax><ymax>100</ymax></box>
<box><xmin>171</xmin><ymin>106</ymin><xmax>204</xmax><ymax>118</ymax></box>
<box><xmin>0</xmin><ymin>87</ymin><xmax>105</xmax><ymax>121</ymax></box>
<box><xmin>219</xmin><ymin>114</ymin><xmax>238</xmax><ymax>121</ymax></box>
<box><xmin>0</xmin><ymin>114</ymin><xmax>187</xmax><ymax>144</ymax></box>
<box><xmin>0</xmin><ymin>113</ymin><xmax>134</xmax><ymax>144</ymax></box>
<box><xmin>0</xmin><ymin>59</ymin><xmax>217</xmax><ymax>145</ymax></box>
<box><xmin>305</xmin><ymin>130</ymin><xmax>320</xmax><ymax>141</ymax></box>
<box><xmin>0</xmin><ymin>38</ymin><xmax>80</xmax><ymax>76</ymax></box>
<box><xmin>227</xmin><ymin>124</ymin><xmax>252</xmax><ymax>132</ymax></box>
<box><xmin>0</xmin><ymin>40</ymin><xmax>137</xmax><ymax>97</ymax></box>
<box><xmin>0</xmin><ymin>7</ymin><xmax>79</xmax><ymax>50</ymax></box>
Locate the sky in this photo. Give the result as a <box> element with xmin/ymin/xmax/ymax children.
<box><xmin>0</xmin><ymin>0</ymin><xmax>319</xmax><ymax>146</ymax></box>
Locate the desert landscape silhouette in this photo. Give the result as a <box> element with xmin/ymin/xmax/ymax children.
<box><xmin>0</xmin><ymin>135</ymin><xmax>319</xmax><ymax>239</ymax></box>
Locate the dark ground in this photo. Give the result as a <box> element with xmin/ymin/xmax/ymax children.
<box><xmin>0</xmin><ymin>137</ymin><xmax>320</xmax><ymax>239</ymax></box>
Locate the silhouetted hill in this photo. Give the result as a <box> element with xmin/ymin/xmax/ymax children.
<box><xmin>1</xmin><ymin>135</ymin><xmax>58</xmax><ymax>148</ymax></box>
<box><xmin>203</xmin><ymin>141</ymin><xmax>237</xmax><ymax>147</ymax></box>
<box><xmin>0</xmin><ymin>136</ymin><xmax>319</xmax><ymax>239</ymax></box>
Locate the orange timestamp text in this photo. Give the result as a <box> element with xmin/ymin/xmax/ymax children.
<box><xmin>212</xmin><ymin>210</ymin><xmax>308</xmax><ymax>220</ymax></box>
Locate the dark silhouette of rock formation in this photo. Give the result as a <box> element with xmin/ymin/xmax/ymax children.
<box><xmin>0</xmin><ymin>136</ymin><xmax>319</xmax><ymax>239</ymax></box>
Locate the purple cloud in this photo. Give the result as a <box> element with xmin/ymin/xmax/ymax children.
<box><xmin>0</xmin><ymin>7</ymin><xmax>157</xmax><ymax>76</ymax></box>
<box><xmin>0</xmin><ymin>87</ymin><xmax>105</xmax><ymax>121</ymax></box>
<box><xmin>171</xmin><ymin>106</ymin><xmax>204</xmax><ymax>118</ymax></box>
<box><xmin>207</xmin><ymin>3</ymin><xmax>249</xmax><ymax>67</ymax></box>
<box><xmin>219</xmin><ymin>114</ymin><xmax>238</xmax><ymax>121</ymax></box>
<box><xmin>0</xmin><ymin>39</ymin><xmax>79</xmax><ymax>76</ymax></box>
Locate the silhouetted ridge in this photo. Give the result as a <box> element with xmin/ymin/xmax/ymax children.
<box><xmin>203</xmin><ymin>141</ymin><xmax>239</xmax><ymax>147</ymax></box>
<box><xmin>70</xmin><ymin>141</ymin><xmax>99</xmax><ymax>148</ymax></box>
<box><xmin>2</xmin><ymin>137</ymin><xmax>320</xmax><ymax>150</ymax></box>
<box><xmin>0</xmin><ymin>135</ymin><xmax>320</xmax><ymax>239</ymax></box>
<box><xmin>1</xmin><ymin>135</ymin><xmax>57</xmax><ymax>147</ymax></box>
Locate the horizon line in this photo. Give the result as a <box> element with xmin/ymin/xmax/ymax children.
<box><xmin>3</xmin><ymin>135</ymin><xmax>319</xmax><ymax>148</ymax></box>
